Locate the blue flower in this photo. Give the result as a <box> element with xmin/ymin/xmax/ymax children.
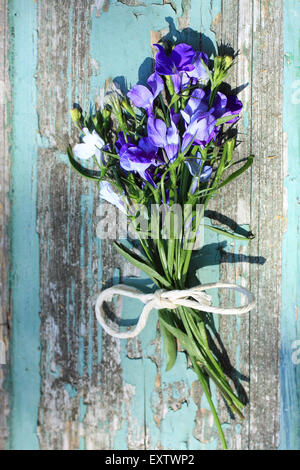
<box><xmin>127</xmin><ymin>72</ymin><xmax>164</xmax><ymax>115</ymax></box>
<box><xmin>187</xmin><ymin>51</ymin><xmax>210</xmax><ymax>83</ymax></box>
<box><xmin>118</xmin><ymin>136</ymin><xmax>161</xmax><ymax>186</ymax></box>
<box><xmin>181</xmin><ymin>89</ymin><xmax>243</xmax><ymax>149</ymax></box>
<box><xmin>147</xmin><ymin>112</ymin><xmax>179</xmax><ymax>162</ymax></box>
<box><xmin>154</xmin><ymin>43</ymin><xmax>209</xmax><ymax>93</ymax></box>
<box><xmin>212</xmin><ymin>92</ymin><xmax>243</xmax><ymax>124</ymax></box>
<box><xmin>182</xmin><ymin>110</ymin><xmax>216</xmax><ymax>151</ymax></box>
<box><xmin>185</xmin><ymin>153</ymin><xmax>213</xmax><ymax>194</ymax></box>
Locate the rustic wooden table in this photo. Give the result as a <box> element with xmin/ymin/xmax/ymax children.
<box><xmin>0</xmin><ymin>0</ymin><xmax>299</xmax><ymax>450</ymax></box>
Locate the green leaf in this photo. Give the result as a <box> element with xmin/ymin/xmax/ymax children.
<box><xmin>101</xmin><ymin>149</ymin><xmax>120</xmax><ymax>159</ymax></box>
<box><xmin>167</xmin><ymin>238</ymin><xmax>175</xmax><ymax>278</ymax></box>
<box><xmin>67</xmin><ymin>146</ymin><xmax>101</xmax><ymax>181</ymax></box>
<box><xmin>158</xmin><ymin>310</ymin><xmax>200</xmax><ymax>359</ymax></box>
<box><xmin>218</xmin><ymin>155</ymin><xmax>254</xmax><ymax>189</ymax></box>
<box><xmin>215</xmin><ymin>114</ymin><xmax>239</xmax><ymax>126</ymax></box>
<box><xmin>156</xmin><ymin>108</ymin><xmax>166</xmax><ymax>122</ymax></box>
<box><xmin>203</xmin><ymin>224</ymin><xmax>255</xmax><ymax>241</ymax></box>
<box><xmin>114</xmin><ymin>242</ymin><xmax>172</xmax><ymax>289</ymax></box>
<box><xmin>169</xmin><ymin>92</ymin><xmax>180</xmax><ymax>109</ymax></box>
<box><xmin>200</xmin><ymin>58</ymin><xmax>212</xmax><ymax>81</ymax></box>
<box><xmin>225</xmin><ymin>138</ymin><xmax>235</xmax><ymax>164</ymax></box>
<box><xmin>159</xmin><ymin>312</ymin><xmax>177</xmax><ymax>371</ymax></box>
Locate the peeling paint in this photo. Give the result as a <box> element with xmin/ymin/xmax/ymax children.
<box><xmin>118</xmin><ymin>0</ymin><xmax>146</xmax><ymax>6</ymax></box>
<box><xmin>91</xmin><ymin>0</ymin><xmax>110</xmax><ymax>16</ymax></box>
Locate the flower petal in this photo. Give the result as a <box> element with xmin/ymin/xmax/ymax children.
<box><xmin>154</xmin><ymin>43</ymin><xmax>174</xmax><ymax>75</ymax></box>
<box><xmin>147</xmin><ymin>72</ymin><xmax>164</xmax><ymax>99</ymax></box>
<box><xmin>223</xmin><ymin>95</ymin><xmax>243</xmax><ymax>123</ymax></box>
<box><xmin>147</xmin><ymin>114</ymin><xmax>167</xmax><ymax>147</ymax></box>
<box><xmin>115</xmin><ymin>132</ymin><xmax>133</xmax><ymax>154</ymax></box>
<box><xmin>127</xmin><ymin>84</ymin><xmax>153</xmax><ymax>109</ymax></box>
<box><xmin>82</xmin><ymin>128</ymin><xmax>104</xmax><ymax>149</ymax></box>
<box><xmin>99</xmin><ymin>181</ymin><xmax>127</xmax><ymax>214</ymax></box>
<box><xmin>138</xmin><ymin>136</ymin><xmax>158</xmax><ymax>156</ymax></box>
<box><xmin>182</xmin><ymin>111</ymin><xmax>216</xmax><ymax>150</ymax></box>
<box><xmin>165</xmin><ymin>119</ymin><xmax>179</xmax><ymax>162</ymax></box>
<box><xmin>73</xmin><ymin>143</ymin><xmax>95</xmax><ymax>160</ymax></box>
<box><xmin>184</xmin><ymin>88</ymin><xmax>208</xmax><ymax>118</ymax></box>
<box><xmin>185</xmin><ymin>153</ymin><xmax>202</xmax><ymax>177</ymax></box>
<box><xmin>170</xmin><ymin>43</ymin><xmax>195</xmax><ymax>71</ymax></box>
<box><xmin>91</xmin><ymin>130</ymin><xmax>105</xmax><ymax>149</ymax></box>
<box><xmin>187</xmin><ymin>51</ymin><xmax>209</xmax><ymax>82</ymax></box>
<box><xmin>200</xmin><ymin>165</ymin><xmax>213</xmax><ymax>182</ymax></box>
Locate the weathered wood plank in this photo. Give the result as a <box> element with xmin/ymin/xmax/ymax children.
<box><xmin>0</xmin><ymin>0</ymin><xmax>10</xmax><ymax>450</ymax></box>
<box><xmin>8</xmin><ymin>0</ymin><xmax>41</xmax><ymax>449</ymax></box>
<box><xmin>211</xmin><ymin>0</ymin><xmax>283</xmax><ymax>450</ymax></box>
<box><xmin>210</xmin><ymin>0</ymin><xmax>252</xmax><ymax>450</ymax></box>
<box><xmin>249</xmin><ymin>0</ymin><xmax>283</xmax><ymax>449</ymax></box>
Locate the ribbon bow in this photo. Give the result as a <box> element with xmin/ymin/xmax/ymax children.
<box><xmin>95</xmin><ymin>283</ymin><xmax>255</xmax><ymax>339</ymax></box>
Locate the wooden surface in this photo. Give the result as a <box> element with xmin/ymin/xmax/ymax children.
<box><xmin>0</xmin><ymin>0</ymin><xmax>10</xmax><ymax>450</ymax></box>
<box><xmin>1</xmin><ymin>0</ymin><xmax>299</xmax><ymax>450</ymax></box>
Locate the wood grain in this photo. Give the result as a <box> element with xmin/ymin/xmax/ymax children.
<box><xmin>211</xmin><ymin>0</ymin><xmax>283</xmax><ymax>449</ymax></box>
<box><xmin>0</xmin><ymin>0</ymin><xmax>10</xmax><ymax>450</ymax></box>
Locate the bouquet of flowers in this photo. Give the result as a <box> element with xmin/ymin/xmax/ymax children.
<box><xmin>67</xmin><ymin>42</ymin><xmax>255</xmax><ymax>449</ymax></box>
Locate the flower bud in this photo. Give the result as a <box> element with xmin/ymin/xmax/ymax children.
<box><xmin>214</xmin><ymin>56</ymin><xmax>223</xmax><ymax>69</ymax></box>
<box><xmin>223</xmin><ymin>55</ymin><xmax>233</xmax><ymax>69</ymax></box>
<box><xmin>121</xmin><ymin>99</ymin><xmax>136</xmax><ymax>118</ymax></box>
<box><xmin>70</xmin><ymin>108</ymin><xmax>81</xmax><ymax>122</ymax></box>
<box><xmin>102</xmin><ymin>108</ymin><xmax>111</xmax><ymax>121</ymax></box>
<box><xmin>92</xmin><ymin>115</ymin><xmax>98</xmax><ymax>127</ymax></box>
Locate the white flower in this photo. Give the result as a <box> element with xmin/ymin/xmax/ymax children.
<box><xmin>73</xmin><ymin>128</ymin><xmax>104</xmax><ymax>164</ymax></box>
<box><xmin>99</xmin><ymin>181</ymin><xmax>127</xmax><ymax>214</ymax></box>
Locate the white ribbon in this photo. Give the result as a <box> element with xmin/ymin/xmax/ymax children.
<box><xmin>95</xmin><ymin>283</ymin><xmax>255</xmax><ymax>339</ymax></box>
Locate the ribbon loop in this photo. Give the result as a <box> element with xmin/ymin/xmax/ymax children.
<box><xmin>95</xmin><ymin>282</ymin><xmax>255</xmax><ymax>339</ymax></box>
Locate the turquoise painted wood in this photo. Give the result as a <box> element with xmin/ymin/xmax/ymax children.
<box><xmin>8</xmin><ymin>1</ymin><xmax>40</xmax><ymax>450</ymax></box>
<box><xmin>281</xmin><ymin>0</ymin><xmax>300</xmax><ymax>451</ymax></box>
<box><xmin>0</xmin><ymin>0</ymin><xmax>298</xmax><ymax>450</ymax></box>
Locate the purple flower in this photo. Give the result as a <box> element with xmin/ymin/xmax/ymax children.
<box><xmin>182</xmin><ymin>110</ymin><xmax>216</xmax><ymax>150</ymax></box>
<box><xmin>115</xmin><ymin>131</ymin><xmax>132</xmax><ymax>153</ymax></box>
<box><xmin>171</xmin><ymin>71</ymin><xmax>192</xmax><ymax>94</ymax></box>
<box><xmin>154</xmin><ymin>43</ymin><xmax>195</xmax><ymax>75</ymax></box>
<box><xmin>186</xmin><ymin>51</ymin><xmax>209</xmax><ymax>83</ymax></box>
<box><xmin>181</xmin><ymin>89</ymin><xmax>209</xmax><ymax>123</ymax></box>
<box><xmin>127</xmin><ymin>72</ymin><xmax>164</xmax><ymax>115</ymax></box>
<box><xmin>147</xmin><ymin>113</ymin><xmax>179</xmax><ymax>162</ymax></box>
<box><xmin>181</xmin><ymin>89</ymin><xmax>243</xmax><ymax>149</ymax></box>
<box><xmin>185</xmin><ymin>153</ymin><xmax>213</xmax><ymax>194</ymax></box>
<box><xmin>118</xmin><ymin>136</ymin><xmax>161</xmax><ymax>186</ymax></box>
<box><xmin>154</xmin><ymin>44</ymin><xmax>209</xmax><ymax>93</ymax></box>
<box><xmin>212</xmin><ymin>92</ymin><xmax>243</xmax><ymax>124</ymax></box>
<box><xmin>182</xmin><ymin>88</ymin><xmax>242</xmax><ymax>125</ymax></box>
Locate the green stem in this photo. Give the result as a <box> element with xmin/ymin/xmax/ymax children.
<box><xmin>191</xmin><ymin>357</ymin><xmax>228</xmax><ymax>450</ymax></box>
<box><xmin>181</xmin><ymin>306</ymin><xmax>244</xmax><ymax>415</ymax></box>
